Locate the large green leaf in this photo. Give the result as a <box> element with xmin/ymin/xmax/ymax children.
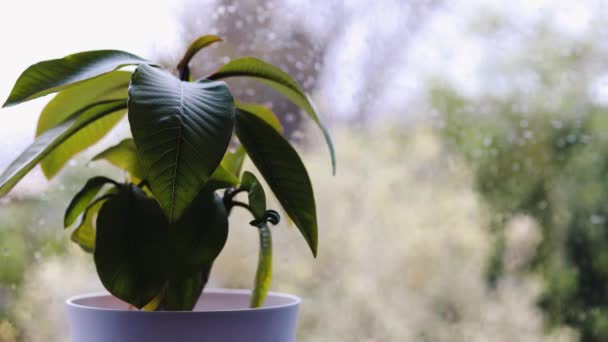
<box><xmin>0</xmin><ymin>100</ymin><xmax>127</xmax><ymax>197</ymax></box>
<box><xmin>208</xmin><ymin>57</ymin><xmax>335</xmax><ymax>173</ymax></box>
<box><xmin>37</xmin><ymin>71</ymin><xmax>131</xmax><ymax>178</ymax></box>
<box><xmin>235</xmin><ymin>109</ymin><xmax>318</xmax><ymax>256</ymax></box>
<box><xmin>251</xmin><ymin>223</ymin><xmax>272</xmax><ymax>308</ymax></box>
<box><xmin>92</xmin><ymin>138</ymin><xmax>145</xmax><ymax>180</ymax></box>
<box><xmin>64</xmin><ymin>176</ymin><xmax>117</xmax><ymax>227</ymax></box>
<box><xmin>94</xmin><ymin>184</ymin><xmax>169</xmax><ymax>309</ymax></box>
<box><xmin>3</xmin><ymin>50</ymin><xmax>144</xmax><ymax>107</ymax></box>
<box><xmin>168</xmin><ymin>192</ymin><xmax>229</xmax><ymax>276</ymax></box>
<box><xmin>241</xmin><ymin>171</ymin><xmax>266</xmax><ymax>219</ymax></box>
<box><xmin>128</xmin><ymin>64</ymin><xmax>235</xmax><ymax>222</ymax></box>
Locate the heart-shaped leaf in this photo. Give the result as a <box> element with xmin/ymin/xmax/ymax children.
<box><xmin>209</xmin><ymin>57</ymin><xmax>335</xmax><ymax>174</ymax></box>
<box><xmin>251</xmin><ymin>223</ymin><xmax>272</xmax><ymax>308</ymax></box>
<box><xmin>64</xmin><ymin>176</ymin><xmax>118</xmax><ymax>227</ymax></box>
<box><xmin>3</xmin><ymin>50</ymin><xmax>144</xmax><ymax>107</ymax></box>
<box><xmin>92</xmin><ymin>138</ymin><xmax>145</xmax><ymax>180</ymax></box>
<box><xmin>0</xmin><ymin>100</ymin><xmax>127</xmax><ymax>197</ymax></box>
<box><xmin>37</xmin><ymin>71</ymin><xmax>131</xmax><ymax>179</ymax></box>
<box><xmin>94</xmin><ymin>184</ymin><xmax>169</xmax><ymax>309</ymax></box>
<box><xmin>128</xmin><ymin>64</ymin><xmax>235</xmax><ymax>222</ymax></box>
<box><xmin>235</xmin><ymin>109</ymin><xmax>318</xmax><ymax>256</ymax></box>
<box><xmin>241</xmin><ymin>171</ymin><xmax>266</xmax><ymax>219</ymax></box>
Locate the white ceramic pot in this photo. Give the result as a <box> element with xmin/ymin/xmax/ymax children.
<box><xmin>66</xmin><ymin>289</ymin><xmax>301</xmax><ymax>342</ymax></box>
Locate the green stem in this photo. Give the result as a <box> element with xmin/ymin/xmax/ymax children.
<box><xmin>250</xmin><ymin>223</ymin><xmax>272</xmax><ymax>308</ymax></box>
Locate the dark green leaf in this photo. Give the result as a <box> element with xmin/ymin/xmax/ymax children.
<box><xmin>236</xmin><ymin>102</ymin><xmax>282</xmax><ymax>133</ymax></box>
<box><xmin>162</xmin><ymin>268</ymin><xmax>210</xmax><ymax>311</ymax></box>
<box><xmin>208</xmin><ymin>57</ymin><xmax>335</xmax><ymax>174</ymax></box>
<box><xmin>235</xmin><ymin>109</ymin><xmax>318</xmax><ymax>256</ymax></box>
<box><xmin>3</xmin><ymin>50</ymin><xmax>144</xmax><ymax>107</ymax></box>
<box><xmin>241</xmin><ymin>171</ymin><xmax>266</xmax><ymax>219</ymax></box>
<box><xmin>92</xmin><ymin>138</ymin><xmax>145</xmax><ymax>180</ymax></box>
<box><xmin>251</xmin><ymin>224</ymin><xmax>272</xmax><ymax>308</ymax></box>
<box><xmin>169</xmin><ymin>192</ymin><xmax>229</xmax><ymax>276</ymax></box>
<box><xmin>0</xmin><ymin>100</ymin><xmax>127</xmax><ymax>197</ymax></box>
<box><xmin>94</xmin><ymin>184</ymin><xmax>169</xmax><ymax>309</ymax></box>
<box><xmin>64</xmin><ymin>176</ymin><xmax>117</xmax><ymax>227</ymax></box>
<box><xmin>37</xmin><ymin>71</ymin><xmax>131</xmax><ymax>178</ymax></box>
<box><xmin>128</xmin><ymin>64</ymin><xmax>235</xmax><ymax>222</ymax></box>
<box><xmin>71</xmin><ymin>196</ymin><xmax>109</xmax><ymax>253</ymax></box>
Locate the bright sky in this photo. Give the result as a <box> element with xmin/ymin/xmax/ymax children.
<box><xmin>0</xmin><ymin>0</ymin><xmax>178</xmax><ymax>169</ymax></box>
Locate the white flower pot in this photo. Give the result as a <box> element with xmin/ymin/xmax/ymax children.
<box><xmin>66</xmin><ymin>289</ymin><xmax>301</xmax><ymax>342</ymax></box>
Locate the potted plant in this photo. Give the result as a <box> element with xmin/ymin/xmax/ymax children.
<box><xmin>0</xmin><ymin>35</ymin><xmax>335</xmax><ymax>342</ymax></box>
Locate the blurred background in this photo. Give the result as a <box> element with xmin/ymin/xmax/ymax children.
<box><xmin>2</xmin><ymin>0</ymin><xmax>608</xmax><ymax>341</ymax></box>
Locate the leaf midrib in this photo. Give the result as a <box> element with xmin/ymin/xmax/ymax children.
<box><xmin>169</xmin><ymin>82</ymin><xmax>185</xmax><ymax>221</ymax></box>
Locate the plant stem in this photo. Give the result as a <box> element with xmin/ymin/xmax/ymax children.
<box><xmin>250</xmin><ymin>223</ymin><xmax>272</xmax><ymax>308</ymax></box>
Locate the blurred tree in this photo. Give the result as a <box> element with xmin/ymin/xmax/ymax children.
<box><xmin>436</xmin><ymin>88</ymin><xmax>608</xmax><ymax>341</ymax></box>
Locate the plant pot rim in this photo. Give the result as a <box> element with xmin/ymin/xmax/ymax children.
<box><xmin>66</xmin><ymin>288</ymin><xmax>301</xmax><ymax>313</ymax></box>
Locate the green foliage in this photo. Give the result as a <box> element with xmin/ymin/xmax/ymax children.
<box><xmin>0</xmin><ymin>34</ymin><xmax>332</xmax><ymax>311</ymax></box>
<box><xmin>94</xmin><ymin>184</ymin><xmax>169</xmax><ymax>309</ymax></box>
<box><xmin>37</xmin><ymin>72</ymin><xmax>130</xmax><ymax>179</ymax></box>
<box><xmin>3</xmin><ymin>50</ymin><xmax>144</xmax><ymax>107</ymax></box>
<box><xmin>0</xmin><ymin>100</ymin><xmax>127</xmax><ymax>196</ymax></box>
<box><xmin>209</xmin><ymin>56</ymin><xmax>335</xmax><ymax>174</ymax></box>
<box><xmin>128</xmin><ymin>64</ymin><xmax>235</xmax><ymax>222</ymax></box>
<box><xmin>236</xmin><ymin>108</ymin><xmax>318</xmax><ymax>256</ymax></box>
<box><xmin>92</xmin><ymin>139</ymin><xmax>144</xmax><ymax>181</ymax></box>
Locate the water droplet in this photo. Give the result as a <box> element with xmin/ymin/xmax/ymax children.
<box><xmin>591</xmin><ymin>215</ymin><xmax>605</xmax><ymax>225</ymax></box>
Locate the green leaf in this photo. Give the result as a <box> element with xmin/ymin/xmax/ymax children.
<box><xmin>94</xmin><ymin>184</ymin><xmax>169</xmax><ymax>309</ymax></box>
<box><xmin>3</xmin><ymin>50</ymin><xmax>145</xmax><ymax>107</ymax></box>
<box><xmin>236</xmin><ymin>102</ymin><xmax>282</xmax><ymax>133</ymax></box>
<box><xmin>70</xmin><ymin>196</ymin><xmax>109</xmax><ymax>253</ymax></box>
<box><xmin>177</xmin><ymin>35</ymin><xmax>223</xmax><ymax>71</ymax></box>
<box><xmin>168</xmin><ymin>192</ymin><xmax>229</xmax><ymax>276</ymax></box>
<box><xmin>241</xmin><ymin>171</ymin><xmax>266</xmax><ymax>219</ymax></box>
<box><xmin>64</xmin><ymin>176</ymin><xmax>118</xmax><ymax>227</ymax></box>
<box><xmin>128</xmin><ymin>64</ymin><xmax>235</xmax><ymax>222</ymax></box>
<box><xmin>208</xmin><ymin>57</ymin><xmax>335</xmax><ymax>174</ymax></box>
<box><xmin>92</xmin><ymin>138</ymin><xmax>145</xmax><ymax>180</ymax></box>
<box><xmin>220</xmin><ymin>146</ymin><xmax>246</xmax><ymax>178</ymax></box>
<box><xmin>235</xmin><ymin>109</ymin><xmax>318</xmax><ymax>256</ymax></box>
<box><xmin>37</xmin><ymin>71</ymin><xmax>131</xmax><ymax>179</ymax></box>
<box><xmin>251</xmin><ymin>223</ymin><xmax>272</xmax><ymax>308</ymax></box>
<box><xmin>162</xmin><ymin>268</ymin><xmax>210</xmax><ymax>311</ymax></box>
<box><xmin>0</xmin><ymin>100</ymin><xmax>128</xmax><ymax>197</ymax></box>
